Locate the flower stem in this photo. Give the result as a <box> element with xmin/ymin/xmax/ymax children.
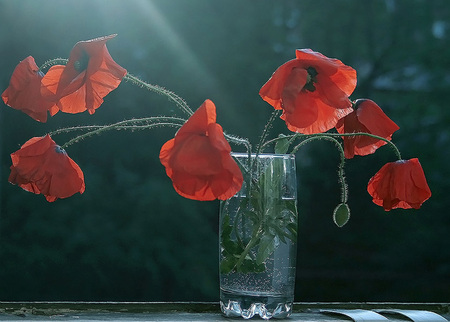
<box><xmin>234</xmin><ymin>227</ymin><xmax>263</xmax><ymax>272</ymax></box>
<box><xmin>36</xmin><ymin>60</ymin><xmax>193</xmax><ymax>118</ymax></box>
<box><xmin>337</xmin><ymin>132</ymin><xmax>402</xmax><ymax>160</ymax></box>
<box><xmin>38</xmin><ymin>58</ymin><xmax>69</xmax><ymax>72</ymax></box>
<box><xmin>255</xmin><ymin>110</ymin><xmax>281</xmax><ymax>155</ymax></box>
<box><xmin>224</xmin><ymin>133</ymin><xmax>252</xmax><ymax>153</ymax></box>
<box><xmin>292</xmin><ymin>135</ymin><xmax>348</xmax><ymax>204</ymax></box>
<box><xmin>262</xmin><ymin>131</ymin><xmax>402</xmax><ymax>160</ymax></box>
<box><xmin>124</xmin><ymin>73</ymin><xmax>194</xmax><ymax>117</ymax></box>
<box><xmin>295</xmin><ymin>132</ymin><xmax>402</xmax><ymax>160</ymax></box>
<box><xmin>59</xmin><ymin>117</ymin><xmax>185</xmax><ymax>149</ymax></box>
<box><xmin>48</xmin><ymin>125</ymin><xmax>106</xmax><ymax>136</ymax></box>
<box><xmin>260</xmin><ymin>133</ymin><xmax>300</xmax><ymax>152</ymax></box>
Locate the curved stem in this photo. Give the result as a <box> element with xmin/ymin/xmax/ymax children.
<box><xmin>225</xmin><ymin>133</ymin><xmax>253</xmax><ymax>194</ymax></box>
<box><xmin>294</xmin><ymin>132</ymin><xmax>402</xmax><ymax>160</ymax></box>
<box><xmin>124</xmin><ymin>73</ymin><xmax>194</xmax><ymax>117</ymax></box>
<box><xmin>292</xmin><ymin>135</ymin><xmax>348</xmax><ymax>204</ymax></box>
<box><xmin>48</xmin><ymin>125</ymin><xmax>105</xmax><ymax>137</ymax></box>
<box><xmin>60</xmin><ymin>117</ymin><xmax>185</xmax><ymax>149</ymax></box>
<box><xmin>255</xmin><ymin>110</ymin><xmax>281</xmax><ymax>154</ymax></box>
<box><xmin>234</xmin><ymin>227</ymin><xmax>263</xmax><ymax>272</ymax></box>
<box><xmin>260</xmin><ymin>133</ymin><xmax>299</xmax><ymax>152</ymax></box>
<box><xmin>39</xmin><ymin>58</ymin><xmax>69</xmax><ymax>72</ymax></box>
<box><xmin>224</xmin><ymin>133</ymin><xmax>252</xmax><ymax>155</ymax></box>
<box><xmin>49</xmin><ymin>116</ymin><xmax>185</xmax><ymax>137</ymax></box>
<box><xmin>336</xmin><ymin>132</ymin><xmax>402</xmax><ymax>160</ymax></box>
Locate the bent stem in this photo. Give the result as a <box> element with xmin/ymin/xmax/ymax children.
<box><xmin>38</xmin><ymin>58</ymin><xmax>69</xmax><ymax>72</ymax></box>
<box><xmin>124</xmin><ymin>74</ymin><xmax>194</xmax><ymax>117</ymax></box>
<box><xmin>337</xmin><ymin>132</ymin><xmax>403</xmax><ymax>160</ymax></box>
<box><xmin>292</xmin><ymin>135</ymin><xmax>348</xmax><ymax>204</ymax></box>
<box><xmin>225</xmin><ymin>133</ymin><xmax>254</xmax><ymax>194</ymax></box>
<box><xmin>38</xmin><ymin>58</ymin><xmax>193</xmax><ymax>118</ymax></box>
<box><xmin>57</xmin><ymin>117</ymin><xmax>185</xmax><ymax>149</ymax></box>
<box><xmin>260</xmin><ymin>133</ymin><xmax>300</xmax><ymax>152</ymax></box>
<box><xmin>262</xmin><ymin>131</ymin><xmax>402</xmax><ymax>161</ymax></box>
<box><xmin>255</xmin><ymin>110</ymin><xmax>281</xmax><ymax>155</ymax></box>
<box><xmin>234</xmin><ymin>227</ymin><xmax>264</xmax><ymax>272</ymax></box>
<box><xmin>294</xmin><ymin>132</ymin><xmax>402</xmax><ymax>160</ymax></box>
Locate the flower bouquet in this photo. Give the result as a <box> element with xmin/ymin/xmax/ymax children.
<box><xmin>2</xmin><ymin>34</ymin><xmax>431</xmax><ymax>319</ymax></box>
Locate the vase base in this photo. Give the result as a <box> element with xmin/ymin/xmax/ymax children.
<box><xmin>220</xmin><ymin>290</ymin><xmax>293</xmax><ymax>319</ymax></box>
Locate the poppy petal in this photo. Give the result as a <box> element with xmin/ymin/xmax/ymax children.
<box><xmin>9</xmin><ymin>135</ymin><xmax>85</xmax><ymax>201</ymax></box>
<box><xmin>208</xmin><ymin>123</ymin><xmax>232</xmax><ymax>153</ymax></box>
<box><xmin>260</xmin><ymin>59</ymin><xmax>302</xmax><ymax>110</ymax></box>
<box><xmin>282</xmin><ymin>91</ymin><xmax>352</xmax><ymax>134</ymax></box>
<box><xmin>367</xmin><ymin>158</ymin><xmax>431</xmax><ymax>211</ymax></box>
<box><xmin>295</xmin><ymin>49</ymin><xmax>357</xmax><ymax>96</ymax></box>
<box><xmin>260</xmin><ymin>49</ymin><xmax>357</xmax><ymax>134</ymax></box>
<box><xmin>356</xmin><ymin>100</ymin><xmax>399</xmax><ymax>138</ymax></box>
<box><xmin>41</xmin><ymin>34</ymin><xmax>127</xmax><ymax>115</ymax></box>
<box><xmin>2</xmin><ymin>56</ymin><xmax>55</xmax><ymax>122</ymax></box>
<box><xmin>336</xmin><ymin>99</ymin><xmax>400</xmax><ymax>158</ymax></box>
<box><xmin>159</xmin><ymin>100</ymin><xmax>243</xmax><ymax>201</ymax></box>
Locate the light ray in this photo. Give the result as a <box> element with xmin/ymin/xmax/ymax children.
<box><xmin>133</xmin><ymin>0</ymin><xmax>219</xmax><ymax>95</ymax></box>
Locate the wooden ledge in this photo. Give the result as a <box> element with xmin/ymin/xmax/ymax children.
<box><xmin>0</xmin><ymin>302</ymin><xmax>448</xmax><ymax>321</ymax></box>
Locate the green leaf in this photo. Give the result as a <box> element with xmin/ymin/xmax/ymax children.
<box><xmin>243</xmin><ymin>210</ymin><xmax>259</xmax><ymax>225</ymax></box>
<box><xmin>221</xmin><ymin>213</ymin><xmax>232</xmax><ymax>235</ymax></box>
<box><xmin>220</xmin><ymin>256</ymin><xmax>237</xmax><ymax>274</ymax></box>
<box><xmin>272</xmin><ymin>224</ymin><xmax>287</xmax><ymax>243</ymax></box>
<box><xmin>221</xmin><ymin>214</ymin><xmax>241</xmax><ymax>255</ymax></box>
<box><xmin>239</xmin><ymin>258</ymin><xmax>265</xmax><ymax>273</ymax></box>
<box><xmin>256</xmin><ymin>234</ymin><xmax>277</xmax><ymax>265</ymax></box>
<box><xmin>274</xmin><ymin>134</ymin><xmax>290</xmax><ymax>154</ymax></box>
<box><xmin>286</xmin><ymin>222</ymin><xmax>298</xmax><ymax>240</ymax></box>
<box><xmin>249</xmin><ymin>189</ymin><xmax>262</xmax><ymax>212</ymax></box>
<box><xmin>333</xmin><ymin>203</ymin><xmax>351</xmax><ymax>227</ymax></box>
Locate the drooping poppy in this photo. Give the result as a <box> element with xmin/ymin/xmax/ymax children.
<box><xmin>9</xmin><ymin>134</ymin><xmax>85</xmax><ymax>202</ymax></box>
<box><xmin>41</xmin><ymin>34</ymin><xmax>127</xmax><ymax>115</ymax></box>
<box><xmin>159</xmin><ymin>99</ymin><xmax>243</xmax><ymax>201</ymax></box>
<box><xmin>367</xmin><ymin>158</ymin><xmax>431</xmax><ymax>211</ymax></box>
<box><xmin>336</xmin><ymin>99</ymin><xmax>400</xmax><ymax>159</ymax></box>
<box><xmin>2</xmin><ymin>56</ymin><xmax>57</xmax><ymax>122</ymax></box>
<box><xmin>259</xmin><ymin>49</ymin><xmax>357</xmax><ymax>134</ymax></box>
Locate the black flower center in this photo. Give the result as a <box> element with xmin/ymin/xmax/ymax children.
<box><xmin>73</xmin><ymin>51</ymin><xmax>89</xmax><ymax>72</ymax></box>
<box><xmin>303</xmin><ymin>67</ymin><xmax>318</xmax><ymax>92</ymax></box>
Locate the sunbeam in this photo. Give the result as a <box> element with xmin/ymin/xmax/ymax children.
<box><xmin>132</xmin><ymin>0</ymin><xmax>220</xmax><ymax>97</ymax></box>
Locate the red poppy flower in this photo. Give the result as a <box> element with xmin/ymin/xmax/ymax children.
<box><xmin>367</xmin><ymin>158</ymin><xmax>431</xmax><ymax>211</ymax></box>
<box><xmin>41</xmin><ymin>34</ymin><xmax>127</xmax><ymax>115</ymax></box>
<box><xmin>336</xmin><ymin>99</ymin><xmax>400</xmax><ymax>159</ymax></box>
<box><xmin>2</xmin><ymin>56</ymin><xmax>57</xmax><ymax>122</ymax></box>
<box><xmin>9</xmin><ymin>135</ymin><xmax>85</xmax><ymax>202</ymax></box>
<box><xmin>259</xmin><ymin>49</ymin><xmax>357</xmax><ymax>134</ymax></box>
<box><xmin>159</xmin><ymin>99</ymin><xmax>243</xmax><ymax>201</ymax></box>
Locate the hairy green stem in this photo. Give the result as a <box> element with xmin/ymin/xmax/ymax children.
<box><xmin>292</xmin><ymin>135</ymin><xmax>348</xmax><ymax>204</ymax></box>
<box><xmin>260</xmin><ymin>133</ymin><xmax>298</xmax><ymax>152</ymax></box>
<box><xmin>37</xmin><ymin>59</ymin><xmax>193</xmax><ymax>118</ymax></box>
<box><xmin>336</xmin><ymin>132</ymin><xmax>402</xmax><ymax>160</ymax></box>
<box><xmin>59</xmin><ymin>117</ymin><xmax>184</xmax><ymax>149</ymax></box>
<box><xmin>124</xmin><ymin>74</ymin><xmax>193</xmax><ymax>117</ymax></box>
<box><xmin>38</xmin><ymin>58</ymin><xmax>69</xmax><ymax>72</ymax></box>
<box><xmin>48</xmin><ymin>125</ymin><xmax>105</xmax><ymax>137</ymax></box>
<box><xmin>262</xmin><ymin>131</ymin><xmax>402</xmax><ymax>160</ymax></box>
<box><xmin>255</xmin><ymin>110</ymin><xmax>281</xmax><ymax>155</ymax></box>
<box><xmin>224</xmin><ymin>133</ymin><xmax>252</xmax><ymax>153</ymax></box>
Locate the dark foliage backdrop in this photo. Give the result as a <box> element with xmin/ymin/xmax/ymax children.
<box><xmin>1</xmin><ymin>0</ymin><xmax>449</xmax><ymax>302</ymax></box>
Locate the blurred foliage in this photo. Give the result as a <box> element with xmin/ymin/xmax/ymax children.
<box><xmin>0</xmin><ymin>0</ymin><xmax>449</xmax><ymax>301</ymax></box>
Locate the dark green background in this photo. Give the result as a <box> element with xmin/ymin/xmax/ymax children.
<box><xmin>1</xmin><ymin>0</ymin><xmax>449</xmax><ymax>302</ymax></box>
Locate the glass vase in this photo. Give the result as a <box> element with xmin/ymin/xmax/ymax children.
<box><xmin>219</xmin><ymin>153</ymin><xmax>298</xmax><ymax>320</ymax></box>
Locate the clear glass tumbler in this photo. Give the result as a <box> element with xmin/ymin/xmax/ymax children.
<box><xmin>219</xmin><ymin>153</ymin><xmax>298</xmax><ymax>319</ymax></box>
